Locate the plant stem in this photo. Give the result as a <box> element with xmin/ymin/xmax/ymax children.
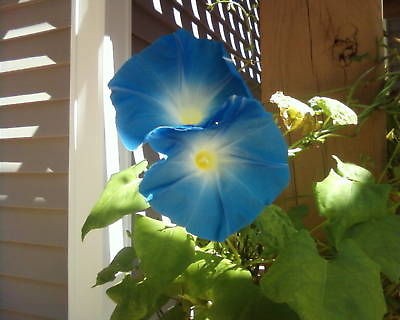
<box><xmin>378</xmin><ymin>140</ymin><xmax>400</xmax><ymax>183</ymax></box>
<box><xmin>225</xmin><ymin>238</ymin><xmax>241</xmax><ymax>264</ymax></box>
<box><xmin>310</xmin><ymin>221</ymin><xmax>328</xmax><ymax>234</ymax></box>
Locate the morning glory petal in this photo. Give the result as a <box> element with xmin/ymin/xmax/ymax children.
<box><xmin>140</xmin><ymin>96</ymin><xmax>290</xmax><ymax>241</ymax></box>
<box><xmin>144</xmin><ymin>125</ymin><xmax>204</xmax><ymax>156</ymax></box>
<box><xmin>109</xmin><ymin>29</ymin><xmax>252</xmax><ymax>150</ymax></box>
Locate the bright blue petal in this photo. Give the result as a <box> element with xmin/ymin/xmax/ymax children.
<box><xmin>109</xmin><ymin>29</ymin><xmax>252</xmax><ymax>150</ymax></box>
<box><xmin>144</xmin><ymin>125</ymin><xmax>204</xmax><ymax>156</ymax></box>
<box><xmin>139</xmin><ymin>158</ymin><xmax>228</xmax><ymax>240</ymax></box>
<box><xmin>140</xmin><ymin>96</ymin><xmax>289</xmax><ymax>241</ymax></box>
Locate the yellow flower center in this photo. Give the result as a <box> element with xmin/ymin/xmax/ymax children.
<box><xmin>180</xmin><ymin>108</ymin><xmax>203</xmax><ymax>125</ymax></box>
<box><xmin>194</xmin><ymin>150</ymin><xmax>217</xmax><ymax>171</ymax></box>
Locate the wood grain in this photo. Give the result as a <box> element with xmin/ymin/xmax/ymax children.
<box><xmin>261</xmin><ymin>0</ymin><xmax>386</xmax><ymax>227</ymax></box>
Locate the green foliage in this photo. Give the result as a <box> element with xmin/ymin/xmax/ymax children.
<box><xmin>82</xmin><ymin>161</ymin><xmax>149</xmax><ymax>239</ymax></box>
<box><xmin>106</xmin><ymin>276</ymin><xmax>168</xmax><ymax>320</ymax></box>
<box><xmin>105</xmin><ymin>216</ymin><xmax>195</xmax><ymax>319</ymax></box>
<box><xmin>243</xmin><ymin>205</ymin><xmax>297</xmax><ymax>256</ymax></box>
<box><xmin>82</xmin><ymin>28</ymin><xmax>400</xmax><ymax>317</ymax></box>
<box><xmin>314</xmin><ymin>163</ymin><xmax>391</xmax><ymax>245</ymax></box>
<box><xmin>133</xmin><ymin>215</ymin><xmax>195</xmax><ymax>288</ymax></box>
<box><xmin>174</xmin><ymin>251</ymin><xmax>298</xmax><ymax>320</ymax></box>
<box><xmin>346</xmin><ymin>215</ymin><xmax>400</xmax><ymax>282</ymax></box>
<box><xmin>287</xmin><ymin>204</ymin><xmax>308</xmax><ymax>230</ymax></box>
<box><xmin>83</xmin><ymin>154</ymin><xmax>400</xmax><ymax>320</ymax></box>
<box><xmin>332</xmin><ymin>155</ymin><xmax>375</xmax><ymax>183</ymax></box>
<box><xmin>308</xmin><ymin>96</ymin><xmax>358</xmax><ymax>126</ymax></box>
<box><xmin>94</xmin><ymin>246</ymin><xmax>136</xmax><ymax>287</ymax></box>
<box><xmin>261</xmin><ymin>231</ymin><xmax>386</xmax><ymax>320</ymax></box>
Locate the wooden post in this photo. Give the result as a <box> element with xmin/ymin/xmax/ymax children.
<box><xmin>260</xmin><ymin>0</ymin><xmax>386</xmax><ymax>226</ymax></box>
<box><xmin>384</xmin><ymin>0</ymin><xmax>400</xmax><ymax>19</ymax></box>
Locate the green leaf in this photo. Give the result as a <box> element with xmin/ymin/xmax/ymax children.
<box><xmin>94</xmin><ymin>246</ymin><xmax>136</xmax><ymax>287</ymax></box>
<box><xmin>346</xmin><ymin>215</ymin><xmax>400</xmax><ymax>282</ymax></box>
<box><xmin>134</xmin><ymin>215</ymin><xmax>195</xmax><ymax>288</ymax></box>
<box><xmin>261</xmin><ymin>231</ymin><xmax>386</xmax><ymax>320</ymax></box>
<box><xmin>82</xmin><ymin>161</ymin><xmax>149</xmax><ymax>239</ymax></box>
<box><xmin>107</xmin><ymin>276</ymin><xmax>168</xmax><ymax>320</ymax></box>
<box><xmin>314</xmin><ymin>169</ymin><xmax>391</xmax><ymax>244</ymax></box>
<box><xmin>332</xmin><ymin>155</ymin><xmax>375</xmax><ymax>183</ymax></box>
<box><xmin>175</xmin><ymin>251</ymin><xmax>234</xmax><ymax>301</ymax></box>
<box><xmin>178</xmin><ymin>252</ymin><xmax>298</xmax><ymax>320</ymax></box>
<box><xmin>287</xmin><ymin>204</ymin><xmax>308</xmax><ymax>230</ymax></box>
<box><xmin>208</xmin><ymin>271</ymin><xmax>299</xmax><ymax>320</ymax></box>
<box><xmin>244</xmin><ymin>205</ymin><xmax>297</xmax><ymax>256</ymax></box>
<box><xmin>106</xmin><ymin>276</ymin><xmax>147</xmax><ymax>319</ymax></box>
<box><xmin>308</xmin><ymin>96</ymin><xmax>357</xmax><ymax>125</ymax></box>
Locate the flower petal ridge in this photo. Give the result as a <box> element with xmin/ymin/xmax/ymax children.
<box><xmin>139</xmin><ymin>96</ymin><xmax>290</xmax><ymax>241</ymax></box>
<box><xmin>108</xmin><ymin>29</ymin><xmax>252</xmax><ymax>150</ymax></box>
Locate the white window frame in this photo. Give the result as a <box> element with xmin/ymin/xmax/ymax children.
<box><xmin>68</xmin><ymin>1</ymin><xmax>131</xmax><ymax>319</ymax></box>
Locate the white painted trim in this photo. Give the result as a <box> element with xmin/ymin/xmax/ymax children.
<box><xmin>104</xmin><ymin>0</ymin><xmax>132</xmax><ymax>252</ymax></box>
<box><xmin>68</xmin><ymin>0</ymin><xmax>131</xmax><ymax>319</ymax></box>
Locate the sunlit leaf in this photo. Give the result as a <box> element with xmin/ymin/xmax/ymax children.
<box><xmin>309</xmin><ymin>96</ymin><xmax>357</xmax><ymax>126</ymax></box>
<box><xmin>314</xmin><ymin>169</ymin><xmax>391</xmax><ymax>244</ymax></box>
<box><xmin>270</xmin><ymin>91</ymin><xmax>316</xmax><ymax>133</ymax></box>
<box><xmin>94</xmin><ymin>247</ymin><xmax>136</xmax><ymax>287</ymax></box>
<box><xmin>245</xmin><ymin>205</ymin><xmax>298</xmax><ymax>256</ymax></box>
<box><xmin>82</xmin><ymin>161</ymin><xmax>149</xmax><ymax>239</ymax></box>
<box><xmin>346</xmin><ymin>215</ymin><xmax>400</xmax><ymax>282</ymax></box>
<box><xmin>208</xmin><ymin>271</ymin><xmax>299</xmax><ymax>320</ymax></box>
<box><xmin>133</xmin><ymin>215</ymin><xmax>195</xmax><ymax>288</ymax></box>
<box><xmin>107</xmin><ymin>276</ymin><xmax>168</xmax><ymax>320</ymax></box>
<box><xmin>178</xmin><ymin>252</ymin><xmax>298</xmax><ymax>320</ymax></box>
<box><xmin>175</xmin><ymin>251</ymin><xmax>234</xmax><ymax>301</ymax></box>
<box><xmin>332</xmin><ymin>155</ymin><xmax>374</xmax><ymax>183</ymax></box>
<box><xmin>261</xmin><ymin>231</ymin><xmax>386</xmax><ymax>320</ymax></box>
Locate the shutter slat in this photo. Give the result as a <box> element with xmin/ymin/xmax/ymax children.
<box><xmin>0</xmin><ymin>0</ymin><xmax>70</xmax><ymax>317</ymax></box>
<box><xmin>0</xmin><ymin>100</ymin><xmax>69</xmax><ymax>138</ymax></box>
<box><xmin>0</xmin><ymin>28</ymin><xmax>70</xmax><ymax>70</ymax></box>
<box><xmin>0</xmin><ymin>64</ymin><xmax>70</xmax><ymax>105</ymax></box>
<box><xmin>0</xmin><ymin>242</ymin><xmax>67</xmax><ymax>284</ymax></box>
<box><xmin>0</xmin><ymin>137</ymin><xmax>68</xmax><ymax>173</ymax></box>
<box><xmin>0</xmin><ymin>173</ymin><xmax>68</xmax><ymax>209</ymax></box>
<box><xmin>0</xmin><ymin>0</ymin><xmax>70</xmax><ymax>39</ymax></box>
<box><xmin>0</xmin><ymin>308</ymin><xmax>54</xmax><ymax>320</ymax></box>
<box><xmin>0</xmin><ymin>0</ymin><xmax>44</xmax><ymax>12</ymax></box>
<box><xmin>0</xmin><ymin>276</ymin><xmax>67</xmax><ymax>320</ymax></box>
<box><xmin>0</xmin><ymin>207</ymin><xmax>67</xmax><ymax>247</ymax></box>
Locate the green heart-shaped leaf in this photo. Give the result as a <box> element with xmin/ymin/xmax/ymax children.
<box><xmin>314</xmin><ymin>169</ymin><xmax>391</xmax><ymax>244</ymax></box>
<box><xmin>82</xmin><ymin>161</ymin><xmax>149</xmax><ymax>239</ymax></box>
<box><xmin>107</xmin><ymin>275</ymin><xmax>167</xmax><ymax>320</ymax></box>
<box><xmin>94</xmin><ymin>246</ymin><xmax>136</xmax><ymax>287</ymax></box>
<box><xmin>308</xmin><ymin>96</ymin><xmax>357</xmax><ymax>126</ymax></box>
<box><xmin>134</xmin><ymin>216</ymin><xmax>195</xmax><ymax>288</ymax></box>
<box><xmin>346</xmin><ymin>215</ymin><xmax>400</xmax><ymax>282</ymax></box>
<box><xmin>261</xmin><ymin>231</ymin><xmax>386</xmax><ymax>320</ymax></box>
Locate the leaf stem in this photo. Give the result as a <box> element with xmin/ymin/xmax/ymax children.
<box><xmin>378</xmin><ymin>141</ymin><xmax>400</xmax><ymax>183</ymax></box>
<box><xmin>225</xmin><ymin>238</ymin><xmax>241</xmax><ymax>265</ymax></box>
<box><xmin>309</xmin><ymin>221</ymin><xmax>328</xmax><ymax>234</ymax></box>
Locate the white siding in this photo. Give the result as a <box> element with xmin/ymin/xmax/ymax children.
<box><xmin>0</xmin><ymin>0</ymin><xmax>70</xmax><ymax>319</ymax></box>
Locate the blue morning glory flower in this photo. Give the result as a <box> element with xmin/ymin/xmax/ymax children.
<box><xmin>139</xmin><ymin>96</ymin><xmax>290</xmax><ymax>241</ymax></box>
<box><xmin>108</xmin><ymin>29</ymin><xmax>252</xmax><ymax>150</ymax></box>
